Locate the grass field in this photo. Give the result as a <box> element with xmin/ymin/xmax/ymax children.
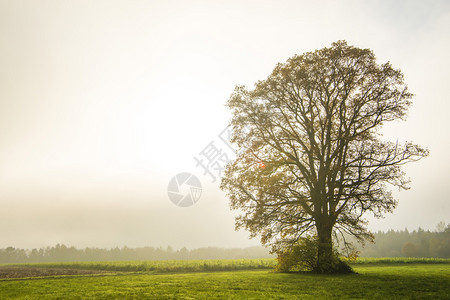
<box><xmin>0</xmin><ymin>258</ymin><xmax>449</xmax><ymax>299</ymax></box>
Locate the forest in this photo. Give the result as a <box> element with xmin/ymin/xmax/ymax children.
<box><xmin>356</xmin><ymin>224</ymin><xmax>450</xmax><ymax>258</ymax></box>
<box><xmin>1</xmin><ymin>225</ymin><xmax>448</xmax><ymax>264</ymax></box>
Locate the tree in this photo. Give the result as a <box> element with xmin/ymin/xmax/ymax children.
<box><xmin>402</xmin><ymin>242</ymin><xmax>418</xmax><ymax>257</ymax></box>
<box><xmin>436</xmin><ymin>221</ymin><xmax>446</xmax><ymax>233</ymax></box>
<box><xmin>220</xmin><ymin>41</ymin><xmax>428</xmax><ymax>273</ymax></box>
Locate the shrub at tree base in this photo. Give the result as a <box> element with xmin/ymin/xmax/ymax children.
<box><xmin>275</xmin><ymin>237</ymin><xmax>354</xmax><ymax>274</ymax></box>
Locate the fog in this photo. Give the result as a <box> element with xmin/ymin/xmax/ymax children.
<box><xmin>0</xmin><ymin>0</ymin><xmax>449</xmax><ymax>249</ymax></box>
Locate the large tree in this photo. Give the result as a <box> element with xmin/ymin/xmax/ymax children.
<box><xmin>220</xmin><ymin>41</ymin><xmax>428</xmax><ymax>273</ymax></box>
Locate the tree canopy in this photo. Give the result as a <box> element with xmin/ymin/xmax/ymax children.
<box><xmin>221</xmin><ymin>41</ymin><xmax>428</xmax><ymax>273</ymax></box>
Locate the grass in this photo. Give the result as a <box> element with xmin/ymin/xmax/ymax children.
<box><xmin>0</xmin><ymin>258</ymin><xmax>449</xmax><ymax>299</ymax></box>
<box><xmin>4</xmin><ymin>257</ymin><xmax>448</xmax><ymax>273</ymax></box>
<box><xmin>351</xmin><ymin>257</ymin><xmax>450</xmax><ymax>265</ymax></box>
<box><xmin>2</xmin><ymin>258</ymin><xmax>277</xmax><ymax>273</ymax></box>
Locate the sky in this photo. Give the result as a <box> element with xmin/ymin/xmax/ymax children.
<box><xmin>0</xmin><ymin>0</ymin><xmax>449</xmax><ymax>249</ymax></box>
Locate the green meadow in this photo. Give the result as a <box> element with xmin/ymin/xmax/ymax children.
<box><xmin>0</xmin><ymin>258</ymin><xmax>449</xmax><ymax>299</ymax></box>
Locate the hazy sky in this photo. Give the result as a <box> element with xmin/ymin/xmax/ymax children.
<box><xmin>0</xmin><ymin>0</ymin><xmax>449</xmax><ymax>249</ymax></box>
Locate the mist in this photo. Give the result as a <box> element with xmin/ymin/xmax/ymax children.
<box><xmin>1</xmin><ymin>0</ymin><xmax>449</xmax><ymax>250</ymax></box>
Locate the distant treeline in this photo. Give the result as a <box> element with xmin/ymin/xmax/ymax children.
<box><xmin>1</xmin><ymin>225</ymin><xmax>449</xmax><ymax>264</ymax></box>
<box><xmin>357</xmin><ymin>224</ymin><xmax>450</xmax><ymax>258</ymax></box>
<box><xmin>0</xmin><ymin>245</ymin><xmax>273</xmax><ymax>264</ymax></box>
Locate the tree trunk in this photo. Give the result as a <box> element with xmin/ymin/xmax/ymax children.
<box><xmin>315</xmin><ymin>221</ymin><xmax>334</xmax><ymax>273</ymax></box>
